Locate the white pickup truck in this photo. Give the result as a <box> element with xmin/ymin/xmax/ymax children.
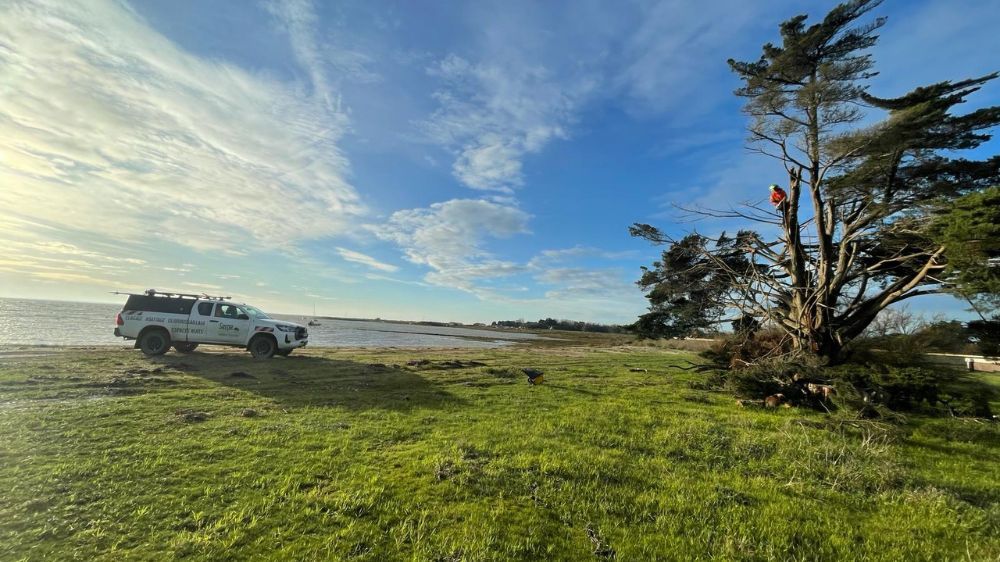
<box><xmin>113</xmin><ymin>290</ymin><xmax>308</xmax><ymax>359</ymax></box>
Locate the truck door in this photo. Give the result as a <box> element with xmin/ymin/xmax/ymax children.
<box><xmin>211</xmin><ymin>303</ymin><xmax>252</xmax><ymax>345</ymax></box>
<box><xmin>187</xmin><ymin>301</ymin><xmax>215</xmax><ymax>342</ymax></box>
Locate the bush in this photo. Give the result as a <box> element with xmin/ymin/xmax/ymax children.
<box><xmin>967</xmin><ymin>319</ymin><xmax>1000</xmax><ymax>357</ymax></box>
<box><xmin>700</xmin><ymin>328</ymin><xmax>795</xmax><ymax>370</ymax></box>
<box><xmin>824</xmin><ymin>363</ymin><xmax>993</xmax><ymax>418</ymax></box>
<box><xmin>704</xmin><ymin>352</ymin><xmax>995</xmax><ymax>418</ymax></box>
<box><xmin>698</xmin><ymin>327</ymin><xmax>995</xmax><ymax>418</ymax></box>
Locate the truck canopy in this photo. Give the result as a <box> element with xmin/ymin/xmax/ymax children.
<box><xmin>122</xmin><ymin>294</ymin><xmax>196</xmax><ymax>315</ymax></box>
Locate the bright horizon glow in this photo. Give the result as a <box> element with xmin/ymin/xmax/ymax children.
<box><xmin>2</xmin><ymin>0</ymin><xmax>997</xmax><ymax>324</ymax></box>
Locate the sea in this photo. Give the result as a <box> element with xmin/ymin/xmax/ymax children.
<box><xmin>0</xmin><ymin>298</ymin><xmax>540</xmax><ymax>348</ymax></box>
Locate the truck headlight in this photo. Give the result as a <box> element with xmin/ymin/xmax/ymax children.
<box><xmin>275</xmin><ymin>324</ymin><xmax>297</xmax><ymax>332</ymax></box>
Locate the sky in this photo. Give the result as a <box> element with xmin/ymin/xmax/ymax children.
<box><xmin>0</xmin><ymin>0</ymin><xmax>998</xmax><ymax>323</ymax></box>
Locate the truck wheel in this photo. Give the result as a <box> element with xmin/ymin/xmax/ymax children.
<box><xmin>249</xmin><ymin>335</ymin><xmax>276</xmax><ymax>359</ymax></box>
<box><xmin>139</xmin><ymin>329</ymin><xmax>170</xmax><ymax>356</ymax></box>
<box><xmin>174</xmin><ymin>343</ymin><xmax>199</xmax><ymax>353</ymax></box>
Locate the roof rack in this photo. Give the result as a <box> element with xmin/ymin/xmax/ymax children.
<box><xmin>110</xmin><ymin>289</ymin><xmax>232</xmax><ymax>301</ymax></box>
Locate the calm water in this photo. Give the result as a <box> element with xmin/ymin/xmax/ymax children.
<box><xmin>0</xmin><ymin>298</ymin><xmax>539</xmax><ymax>348</ymax></box>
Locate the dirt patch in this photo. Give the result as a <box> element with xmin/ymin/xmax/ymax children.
<box><xmin>408</xmin><ymin>359</ymin><xmax>487</xmax><ymax>369</ymax></box>
<box><xmin>166</xmin><ymin>362</ymin><xmax>199</xmax><ymax>372</ymax></box>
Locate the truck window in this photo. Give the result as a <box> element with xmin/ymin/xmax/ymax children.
<box><xmin>198</xmin><ymin>302</ymin><xmax>214</xmax><ymax>316</ymax></box>
<box><xmin>215</xmin><ymin>304</ymin><xmax>242</xmax><ymax>318</ymax></box>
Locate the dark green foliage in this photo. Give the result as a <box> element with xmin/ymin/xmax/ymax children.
<box><xmin>967</xmin><ymin>319</ymin><xmax>1000</xmax><ymax>357</ymax></box>
<box><xmin>828</xmin><ymin>364</ymin><xmax>995</xmax><ymax>418</ymax></box>
<box><xmin>931</xmin><ymin>186</ymin><xmax>1000</xmax><ymax>311</ymax></box>
<box><xmin>730</xmin><ymin>315</ymin><xmax>761</xmax><ymax>337</ymax></box>
<box><xmin>629</xmin><ymin>231</ymin><xmax>754</xmax><ymax>338</ymax></box>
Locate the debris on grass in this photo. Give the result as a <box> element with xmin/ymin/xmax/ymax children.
<box><xmin>439</xmin><ymin>360</ymin><xmax>486</xmax><ymax>369</ymax></box>
<box><xmin>586</xmin><ymin>524</ymin><xmax>616</xmax><ymax>559</ymax></box>
<box><xmin>175</xmin><ymin>409</ymin><xmax>209</xmax><ymax>422</ymax></box>
<box><xmin>239</xmin><ymin>408</ymin><xmax>259</xmax><ymax>418</ymax></box>
<box><xmin>764</xmin><ymin>393</ymin><xmax>786</xmax><ymax>408</ymax></box>
<box><xmin>628</xmin><ymin>367</ymin><xmax>648</xmax><ymax>373</ymax></box>
<box><xmin>434</xmin><ymin>459</ymin><xmax>457</xmax><ymax>481</ymax></box>
<box><xmin>408</xmin><ymin>359</ymin><xmax>487</xmax><ymax>369</ymax></box>
<box><xmin>229</xmin><ymin>371</ymin><xmax>254</xmax><ymax>379</ymax></box>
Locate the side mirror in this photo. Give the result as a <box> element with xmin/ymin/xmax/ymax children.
<box><xmin>238</xmin><ymin>314</ymin><xmax>250</xmax><ymax>320</ymax></box>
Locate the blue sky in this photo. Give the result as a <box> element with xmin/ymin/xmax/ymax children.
<box><xmin>1</xmin><ymin>0</ymin><xmax>998</xmax><ymax>323</ymax></box>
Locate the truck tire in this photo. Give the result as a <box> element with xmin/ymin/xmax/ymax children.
<box><xmin>249</xmin><ymin>335</ymin><xmax>277</xmax><ymax>359</ymax></box>
<box><xmin>139</xmin><ymin>328</ymin><xmax>171</xmax><ymax>356</ymax></box>
<box><xmin>174</xmin><ymin>343</ymin><xmax>199</xmax><ymax>353</ymax></box>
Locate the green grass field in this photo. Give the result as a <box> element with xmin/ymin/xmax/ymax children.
<box><xmin>1</xmin><ymin>340</ymin><xmax>998</xmax><ymax>560</ymax></box>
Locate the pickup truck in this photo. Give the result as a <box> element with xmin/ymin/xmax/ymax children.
<box><xmin>113</xmin><ymin>290</ymin><xmax>308</xmax><ymax>359</ymax></box>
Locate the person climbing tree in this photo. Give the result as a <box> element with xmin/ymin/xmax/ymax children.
<box><xmin>768</xmin><ymin>184</ymin><xmax>787</xmax><ymax>207</ymax></box>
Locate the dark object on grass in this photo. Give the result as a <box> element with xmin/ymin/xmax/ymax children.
<box><xmin>764</xmin><ymin>393</ymin><xmax>785</xmax><ymax>408</ymax></box>
<box><xmin>628</xmin><ymin>368</ymin><xmax>647</xmax><ymax>373</ymax></box>
<box><xmin>407</xmin><ymin>359</ymin><xmax>431</xmax><ymax>367</ymax></box>
<box><xmin>175</xmin><ymin>409</ymin><xmax>209</xmax><ymax>422</ymax></box>
<box><xmin>523</xmin><ymin>368</ymin><xmax>544</xmax><ymax>385</ymax></box>
<box><xmin>168</xmin><ymin>362</ymin><xmax>199</xmax><ymax>372</ymax></box>
<box><xmin>240</xmin><ymin>408</ymin><xmax>258</xmax><ymax>418</ymax></box>
<box><xmin>440</xmin><ymin>360</ymin><xmax>486</xmax><ymax>369</ymax></box>
<box><xmin>229</xmin><ymin>371</ymin><xmax>254</xmax><ymax>378</ymax></box>
<box><xmin>586</xmin><ymin>524</ymin><xmax>616</xmax><ymax>559</ymax></box>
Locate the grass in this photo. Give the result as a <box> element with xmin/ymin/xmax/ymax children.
<box><xmin>1</xmin><ymin>339</ymin><xmax>998</xmax><ymax>561</ymax></box>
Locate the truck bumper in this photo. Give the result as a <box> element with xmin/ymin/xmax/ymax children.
<box><xmin>282</xmin><ymin>333</ymin><xmax>308</xmax><ymax>349</ymax></box>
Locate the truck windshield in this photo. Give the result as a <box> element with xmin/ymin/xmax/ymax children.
<box><xmin>243</xmin><ymin>305</ymin><xmax>271</xmax><ymax>320</ymax></box>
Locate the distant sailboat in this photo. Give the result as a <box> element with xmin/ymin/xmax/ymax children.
<box><xmin>309</xmin><ymin>303</ymin><xmax>321</xmax><ymax>326</ymax></box>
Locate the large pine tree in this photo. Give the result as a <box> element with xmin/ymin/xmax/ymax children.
<box><xmin>631</xmin><ymin>0</ymin><xmax>1000</xmax><ymax>363</ymax></box>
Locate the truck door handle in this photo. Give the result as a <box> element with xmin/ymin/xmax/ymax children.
<box><xmin>209</xmin><ymin>320</ymin><xmax>219</xmax><ymax>323</ymax></box>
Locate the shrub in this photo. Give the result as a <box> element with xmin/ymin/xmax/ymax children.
<box><xmin>967</xmin><ymin>319</ymin><xmax>1000</xmax><ymax>357</ymax></box>
<box><xmin>825</xmin><ymin>364</ymin><xmax>994</xmax><ymax>418</ymax></box>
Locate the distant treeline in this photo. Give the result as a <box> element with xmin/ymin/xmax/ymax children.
<box><xmin>490</xmin><ymin>318</ymin><xmax>628</xmax><ymax>333</ymax></box>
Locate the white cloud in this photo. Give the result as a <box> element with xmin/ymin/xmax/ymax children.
<box><xmin>0</xmin><ymin>0</ymin><xmax>363</xmax><ymax>260</ymax></box>
<box><xmin>264</xmin><ymin>0</ymin><xmax>333</xmax><ymax>108</ymax></box>
<box><xmin>373</xmin><ymin>199</ymin><xmax>530</xmax><ymax>293</ymax></box>
<box><xmin>420</xmin><ymin>54</ymin><xmax>589</xmax><ymax>192</ymax></box>
<box><xmin>335</xmin><ymin>247</ymin><xmax>399</xmax><ymax>272</ymax></box>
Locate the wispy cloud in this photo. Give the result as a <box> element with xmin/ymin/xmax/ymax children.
<box><xmin>420</xmin><ymin>54</ymin><xmax>593</xmax><ymax>193</ymax></box>
<box><xmin>335</xmin><ymin>247</ymin><xmax>399</xmax><ymax>272</ymax></box>
<box><xmin>264</xmin><ymin>0</ymin><xmax>333</xmax><ymax>108</ymax></box>
<box><xmin>0</xmin><ymin>0</ymin><xmax>362</xmax><ymax>263</ymax></box>
<box><xmin>535</xmin><ymin>267</ymin><xmax>632</xmax><ymax>300</ymax></box>
<box><xmin>373</xmin><ymin>199</ymin><xmax>530</xmax><ymax>294</ymax></box>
